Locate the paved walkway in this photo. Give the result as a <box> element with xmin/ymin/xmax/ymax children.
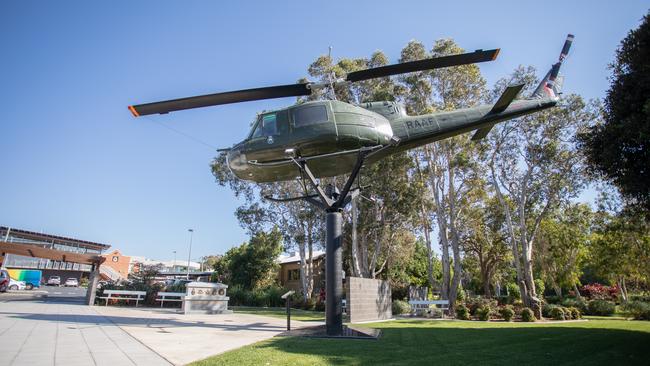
<box><xmin>0</xmin><ymin>295</ymin><xmax>170</xmax><ymax>366</ymax></box>
<box><xmin>0</xmin><ymin>294</ymin><xmax>321</xmax><ymax>365</ymax></box>
<box><xmin>93</xmin><ymin>306</ymin><xmax>321</xmax><ymax>365</ymax></box>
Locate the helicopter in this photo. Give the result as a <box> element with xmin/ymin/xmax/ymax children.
<box><xmin>129</xmin><ymin>34</ymin><xmax>573</xmax><ymax>184</ymax></box>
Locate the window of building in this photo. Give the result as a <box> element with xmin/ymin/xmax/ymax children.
<box><xmin>292</xmin><ymin>105</ymin><xmax>328</xmax><ymax>128</ymax></box>
<box><xmin>288</xmin><ymin>269</ymin><xmax>300</xmax><ymax>281</ymax></box>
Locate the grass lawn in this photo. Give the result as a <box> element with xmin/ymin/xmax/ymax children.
<box><xmin>191</xmin><ymin>317</ymin><xmax>650</xmax><ymax>366</ymax></box>
<box><xmin>230</xmin><ymin>306</ymin><xmax>325</xmax><ymax>322</ymax></box>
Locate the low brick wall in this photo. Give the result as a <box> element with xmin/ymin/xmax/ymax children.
<box><xmin>346</xmin><ymin>277</ymin><xmax>392</xmax><ymax>323</ymax></box>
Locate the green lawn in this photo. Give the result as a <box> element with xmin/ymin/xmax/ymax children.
<box><xmin>230</xmin><ymin>306</ymin><xmax>325</xmax><ymax>322</ymax></box>
<box><xmin>192</xmin><ymin>318</ymin><xmax>650</xmax><ymax>366</ymax></box>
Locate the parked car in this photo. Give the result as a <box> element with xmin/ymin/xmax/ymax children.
<box><xmin>8</xmin><ymin>278</ymin><xmax>26</xmax><ymax>291</ymax></box>
<box><xmin>47</xmin><ymin>276</ymin><xmax>61</xmax><ymax>286</ymax></box>
<box><xmin>0</xmin><ymin>270</ymin><xmax>9</xmax><ymax>292</ymax></box>
<box><xmin>64</xmin><ymin>278</ymin><xmax>79</xmax><ymax>287</ymax></box>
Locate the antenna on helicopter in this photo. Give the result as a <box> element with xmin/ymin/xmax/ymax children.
<box><xmin>327</xmin><ymin>46</ymin><xmax>337</xmax><ymax>101</ymax></box>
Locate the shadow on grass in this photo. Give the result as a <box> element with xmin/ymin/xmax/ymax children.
<box><xmin>231</xmin><ymin>306</ymin><xmax>325</xmax><ymax>322</ymax></box>
<box><xmin>230</xmin><ymin>321</ymin><xmax>650</xmax><ymax>366</ymax></box>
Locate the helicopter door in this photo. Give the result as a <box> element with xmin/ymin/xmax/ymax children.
<box><xmin>245</xmin><ymin>110</ymin><xmax>290</xmax><ymax>162</ymax></box>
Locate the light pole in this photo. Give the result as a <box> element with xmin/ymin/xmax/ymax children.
<box><xmin>186</xmin><ymin>229</ymin><xmax>194</xmax><ymax>280</ymax></box>
<box><xmin>172</xmin><ymin>250</ymin><xmax>177</xmax><ymax>272</ymax></box>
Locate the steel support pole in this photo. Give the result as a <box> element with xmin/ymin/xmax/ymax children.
<box><xmin>325</xmin><ymin>210</ymin><xmax>343</xmax><ymax>336</ymax></box>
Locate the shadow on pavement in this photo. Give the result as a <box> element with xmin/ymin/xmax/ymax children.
<box><xmin>0</xmin><ymin>311</ymin><xmax>289</xmax><ymax>332</ymax></box>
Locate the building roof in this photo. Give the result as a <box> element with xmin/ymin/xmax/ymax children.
<box><xmin>129</xmin><ymin>256</ymin><xmax>201</xmax><ymax>270</ymax></box>
<box><xmin>277</xmin><ymin>250</ymin><xmax>325</xmax><ymax>265</ymax></box>
<box><xmin>0</xmin><ymin>226</ymin><xmax>110</xmax><ymax>250</ymax></box>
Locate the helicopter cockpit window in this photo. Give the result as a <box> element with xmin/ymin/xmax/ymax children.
<box><xmin>292</xmin><ymin>105</ymin><xmax>328</xmax><ymax>128</ymax></box>
<box><xmin>251</xmin><ymin>111</ymin><xmax>288</xmax><ymax>138</ymax></box>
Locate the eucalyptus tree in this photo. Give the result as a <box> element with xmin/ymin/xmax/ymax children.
<box><xmin>485</xmin><ymin>67</ymin><xmax>595</xmax><ymax>314</ymax></box>
<box><xmin>590</xmin><ymin>207</ymin><xmax>650</xmax><ymax>301</ymax></box>
<box><xmin>300</xmin><ymin>50</ymin><xmax>424</xmax><ymax>281</ymax></box>
<box><xmin>461</xmin><ymin>196</ymin><xmax>511</xmax><ymax>298</ymax></box>
<box><xmin>211</xmin><ymin>152</ymin><xmax>324</xmax><ymax>300</ymax></box>
<box><xmin>399</xmin><ymin>39</ymin><xmax>488</xmax><ymax>310</ymax></box>
<box><xmin>536</xmin><ymin>203</ymin><xmax>592</xmax><ymax>298</ymax></box>
<box><xmin>398</xmin><ymin>40</ymin><xmax>438</xmax><ymax>290</ymax></box>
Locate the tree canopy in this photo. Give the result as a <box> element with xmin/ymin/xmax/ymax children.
<box><xmin>579</xmin><ymin>12</ymin><xmax>650</xmax><ymax>214</ymax></box>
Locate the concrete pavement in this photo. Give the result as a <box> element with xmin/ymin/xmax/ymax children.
<box><xmin>0</xmin><ymin>293</ymin><xmax>322</xmax><ymax>365</ymax></box>
<box><xmin>93</xmin><ymin>306</ymin><xmax>322</xmax><ymax>365</ymax></box>
<box><xmin>0</xmin><ymin>295</ymin><xmax>170</xmax><ymax>366</ymax></box>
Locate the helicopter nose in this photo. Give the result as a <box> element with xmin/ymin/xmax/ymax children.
<box><xmin>226</xmin><ymin>148</ymin><xmax>249</xmax><ymax>179</ymax></box>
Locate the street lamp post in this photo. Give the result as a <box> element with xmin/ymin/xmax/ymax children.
<box><xmin>186</xmin><ymin>229</ymin><xmax>194</xmax><ymax>280</ymax></box>
<box><xmin>173</xmin><ymin>250</ymin><xmax>177</xmax><ymax>272</ymax></box>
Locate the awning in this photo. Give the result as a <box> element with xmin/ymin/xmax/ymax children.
<box><xmin>0</xmin><ymin>241</ymin><xmax>105</xmax><ymax>265</ymax></box>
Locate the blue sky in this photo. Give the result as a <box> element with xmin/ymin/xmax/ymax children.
<box><xmin>1</xmin><ymin>1</ymin><xmax>648</xmax><ymax>261</ymax></box>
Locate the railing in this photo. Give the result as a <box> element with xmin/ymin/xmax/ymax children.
<box><xmin>100</xmin><ymin>265</ymin><xmax>124</xmax><ymax>282</ymax></box>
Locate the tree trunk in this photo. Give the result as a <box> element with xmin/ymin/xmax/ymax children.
<box><xmin>573</xmin><ymin>283</ymin><xmax>582</xmax><ymax>300</ymax></box>
<box><xmin>490</xmin><ymin>161</ymin><xmax>527</xmax><ymax>307</ymax></box>
<box><xmin>350</xmin><ymin>196</ymin><xmax>362</xmax><ymax>278</ymax></box>
<box><xmin>618</xmin><ymin>276</ymin><xmax>628</xmax><ymax>303</ymax></box>
<box><xmin>481</xmin><ymin>266</ymin><xmax>492</xmax><ymax>298</ymax></box>
<box><xmin>415</xmin><ymin>155</ymin><xmax>437</xmax><ymax>290</ymax></box>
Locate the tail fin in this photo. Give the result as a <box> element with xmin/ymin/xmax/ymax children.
<box><xmin>532</xmin><ymin>34</ymin><xmax>574</xmax><ymax>99</ymax></box>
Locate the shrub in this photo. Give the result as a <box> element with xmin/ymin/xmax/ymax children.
<box><xmin>456</xmin><ymin>305</ymin><xmax>470</xmax><ymax>320</ymax></box>
<box><xmin>499</xmin><ymin>306</ymin><xmax>515</xmax><ymax>321</ymax></box>
<box><xmin>580</xmin><ymin>283</ymin><xmax>619</xmax><ymax>301</ymax></box>
<box><xmin>506</xmin><ymin>283</ymin><xmax>521</xmax><ymax>301</ymax></box>
<box><xmin>392</xmin><ymin>300</ymin><xmax>411</xmax><ymax>315</ymax></box>
<box><xmin>166</xmin><ymin>282</ymin><xmax>187</xmax><ymax>294</ymax></box>
<box><xmin>495</xmin><ymin>295</ymin><xmax>510</xmax><ymax>306</ymax></box>
<box><xmin>567</xmin><ymin>307</ymin><xmax>582</xmax><ymax>319</ymax></box>
<box><xmin>456</xmin><ymin>287</ymin><xmax>466</xmax><ymax>302</ymax></box>
<box><xmin>562</xmin><ymin>298</ymin><xmax>588</xmax><ymax>313</ymax></box>
<box><xmin>95</xmin><ymin>281</ymin><xmax>164</xmax><ymax>306</ymax></box>
<box><xmin>314</xmin><ymin>301</ymin><xmax>326</xmax><ymax>312</ymax></box>
<box><xmin>587</xmin><ymin>300</ymin><xmax>616</xmax><ymax>316</ymax></box>
<box><xmin>544</xmin><ymin>295</ymin><xmax>561</xmax><ymax>304</ymax></box>
<box><xmin>550</xmin><ymin>307</ymin><xmax>566</xmax><ymax>320</ymax></box>
<box><xmin>621</xmin><ymin>301</ymin><xmax>650</xmax><ymax>320</ymax></box>
<box><xmin>629</xmin><ymin>294</ymin><xmax>650</xmax><ymax>303</ymax></box>
<box><xmin>465</xmin><ymin>297</ymin><xmax>498</xmax><ymax>316</ymax></box>
<box><xmin>428</xmin><ymin>308</ymin><xmax>443</xmax><ymax>318</ymax></box>
<box><xmin>477</xmin><ymin>306</ymin><xmax>491</xmax><ymax>321</ymax></box>
<box><xmin>225</xmin><ymin>285</ymin><xmax>289</xmax><ymax>308</ymax></box>
<box><xmin>265</xmin><ymin>286</ymin><xmax>285</xmax><ymax>307</ymax></box>
<box><xmin>542</xmin><ymin>304</ymin><xmax>559</xmax><ymax>318</ymax></box>
<box><xmin>521</xmin><ymin>307</ymin><xmax>535</xmax><ymax>322</ymax></box>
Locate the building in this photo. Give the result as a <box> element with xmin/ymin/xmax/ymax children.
<box><xmin>100</xmin><ymin>249</ymin><xmax>131</xmax><ymax>281</ymax></box>
<box><xmin>129</xmin><ymin>256</ymin><xmax>201</xmax><ymax>274</ymax></box>
<box><xmin>277</xmin><ymin>251</ymin><xmax>325</xmax><ymax>292</ymax></box>
<box><xmin>0</xmin><ymin>226</ymin><xmax>110</xmax><ymax>281</ymax></box>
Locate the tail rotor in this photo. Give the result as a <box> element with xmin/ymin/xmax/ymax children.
<box><xmin>532</xmin><ymin>34</ymin><xmax>574</xmax><ymax>99</ymax></box>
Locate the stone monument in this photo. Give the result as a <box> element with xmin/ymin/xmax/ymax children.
<box><xmin>183</xmin><ymin>282</ymin><xmax>232</xmax><ymax>315</ymax></box>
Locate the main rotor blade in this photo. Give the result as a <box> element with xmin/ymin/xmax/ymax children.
<box><xmin>129</xmin><ymin>83</ymin><xmax>312</xmax><ymax>116</ymax></box>
<box><xmin>345</xmin><ymin>49</ymin><xmax>500</xmax><ymax>82</ymax></box>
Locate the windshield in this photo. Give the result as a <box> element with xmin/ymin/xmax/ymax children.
<box><xmin>250</xmin><ymin>111</ymin><xmax>289</xmax><ymax>138</ymax></box>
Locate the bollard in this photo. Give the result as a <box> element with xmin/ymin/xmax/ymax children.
<box><xmin>281</xmin><ymin>290</ymin><xmax>295</xmax><ymax>331</ymax></box>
